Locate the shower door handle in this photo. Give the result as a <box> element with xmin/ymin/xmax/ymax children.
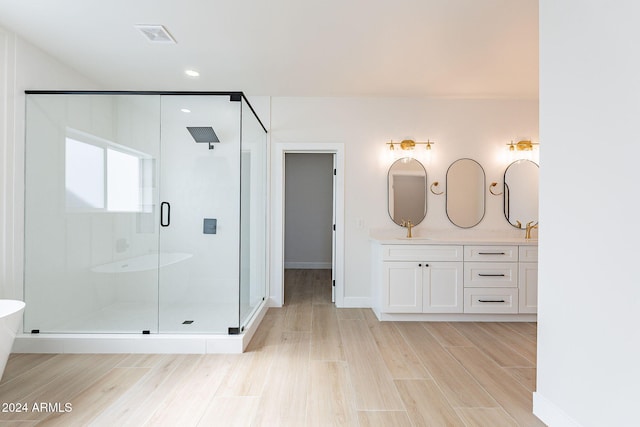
<box><xmin>160</xmin><ymin>202</ymin><xmax>171</xmax><ymax>227</ymax></box>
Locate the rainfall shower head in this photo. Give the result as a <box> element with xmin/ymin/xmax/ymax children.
<box><xmin>187</xmin><ymin>127</ymin><xmax>220</xmax><ymax>149</ymax></box>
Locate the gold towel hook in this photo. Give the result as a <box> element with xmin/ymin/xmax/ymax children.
<box><xmin>430</xmin><ymin>181</ymin><xmax>444</xmax><ymax>195</ymax></box>
<box><xmin>489</xmin><ymin>182</ymin><xmax>503</xmax><ymax>196</ymax></box>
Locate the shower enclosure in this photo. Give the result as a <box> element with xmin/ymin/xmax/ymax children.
<box><xmin>23</xmin><ymin>92</ymin><xmax>267</xmax><ymax>335</ymax></box>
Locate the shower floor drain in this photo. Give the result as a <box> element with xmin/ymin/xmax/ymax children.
<box><xmin>182</xmin><ymin>320</ymin><xmax>194</xmax><ymax>325</ymax></box>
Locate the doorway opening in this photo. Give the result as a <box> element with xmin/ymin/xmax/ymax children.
<box><xmin>271</xmin><ymin>143</ymin><xmax>344</xmax><ymax>308</ymax></box>
<box><xmin>284</xmin><ymin>153</ymin><xmax>335</xmax><ymax>305</ymax></box>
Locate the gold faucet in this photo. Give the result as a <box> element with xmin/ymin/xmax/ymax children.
<box><xmin>401</xmin><ymin>220</ymin><xmax>414</xmax><ymax>238</ymax></box>
<box><xmin>525</xmin><ymin>221</ymin><xmax>538</xmax><ymax>239</ymax></box>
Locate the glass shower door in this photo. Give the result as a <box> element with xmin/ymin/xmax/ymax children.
<box><xmin>158</xmin><ymin>95</ymin><xmax>241</xmax><ymax>333</ymax></box>
<box><xmin>24</xmin><ymin>94</ymin><xmax>161</xmax><ymax>333</ymax></box>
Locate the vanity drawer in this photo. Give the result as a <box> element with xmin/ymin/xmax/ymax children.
<box><xmin>519</xmin><ymin>246</ymin><xmax>538</xmax><ymax>262</ymax></box>
<box><xmin>382</xmin><ymin>245</ymin><xmax>463</xmax><ymax>262</ymax></box>
<box><xmin>464</xmin><ymin>262</ymin><xmax>518</xmax><ymax>287</ymax></box>
<box><xmin>464</xmin><ymin>245</ymin><xmax>518</xmax><ymax>262</ymax></box>
<box><xmin>464</xmin><ymin>288</ymin><xmax>518</xmax><ymax>313</ymax></box>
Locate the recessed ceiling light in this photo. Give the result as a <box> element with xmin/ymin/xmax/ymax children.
<box><xmin>181</xmin><ymin>108</ymin><xmax>191</xmax><ymax>113</ymax></box>
<box><xmin>185</xmin><ymin>69</ymin><xmax>200</xmax><ymax>78</ymax></box>
<box><xmin>134</xmin><ymin>25</ymin><xmax>176</xmax><ymax>44</ymax></box>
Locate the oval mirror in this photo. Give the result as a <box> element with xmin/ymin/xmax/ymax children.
<box><xmin>504</xmin><ymin>159</ymin><xmax>539</xmax><ymax>228</ymax></box>
<box><xmin>446</xmin><ymin>158</ymin><xmax>485</xmax><ymax>228</ymax></box>
<box><xmin>387</xmin><ymin>158</ymin><xmax>427</xmax><ymax>226</ymax></box>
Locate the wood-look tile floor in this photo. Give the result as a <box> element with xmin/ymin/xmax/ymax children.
<box><xmin>0</xmin><ymin>269</ymin><xmax>545</xmax><ymax>426</ymax></box>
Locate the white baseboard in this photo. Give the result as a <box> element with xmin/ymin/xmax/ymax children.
<box><xmin>266</xmin><ymin>296</ymin><xmax>283</xmax><ymax>308</ymax></box>
<box><xmin>533</xmin><ymin>392</ymin><xmax>583</xmax><ymax>427</ymax></box>
<box><xmin>284</xmin><ymin>262</ymin><xmax>332</xmax><ymax>269</ymax></box>
<box><xmin>339</xmin><ymin>297</ymin><xmax>371</xmax><ymax>308</ymax></box>
<box><xmin>376</xmin><ymin>312</ymin><xmax>537</xmax><ymax>322</ymax></box>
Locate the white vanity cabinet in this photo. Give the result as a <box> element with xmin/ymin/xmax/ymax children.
<box><xmin>372</xmin><ymin>239</ymin><xmax>538</xmax><ymax>320</ymax></box>
<box><xmin>381</xmin><ymin>245</ymin><xmax>464</xmax><ymax>313</ymax></box>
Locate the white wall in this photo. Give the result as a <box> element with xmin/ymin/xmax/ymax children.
<box><xmin>0</xmin><ymin>25</ymin><xmax>100</xmax><ymax>300</ymax></box>
<box><xmin>284</xmin><ymin>153</ymin><xmax>333</xmax><ymax>269</ymax></box>
<box><xmin>535</xmin><ymin>1</ymin><xmax>640</xmax><ymax>426</ymax></box>
<box><xmin>1</xmin><ymin>25</ymin><xmax>540</xmax><ymax>310</ymax></box>
<box><xmin>270</xmin><ymin>97</ymin><xmax>538</xmax><ymax>303</ymax></box>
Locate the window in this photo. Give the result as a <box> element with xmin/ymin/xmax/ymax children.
<box><xmin>65</xmin><ymin>137</ymin><xmax>105</xmax><ymax>209</ymax></box>
<box><xmin>65</xmin><ymin>131</ymin><xmax>152</xmax><ymax>213</ymax></box>
<box><xmin>107</xmin><ymin>148</ymin><xmax>140</xmax><ymax>211</ymax></box>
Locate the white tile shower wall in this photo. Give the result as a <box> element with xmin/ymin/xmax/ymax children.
<box><xmin>0</xmin><ymin>25</ymin><xmax>100</xmax><ymax>302</ymax></box>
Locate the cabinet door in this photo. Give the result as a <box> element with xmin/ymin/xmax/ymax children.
<box><xmin>423</xmin><ymin>262</ymin><xmax>464</xmax><ymax>313</ymax></box>
<box><xmin>383</xmin><ymin>262</ymin><xmax>423</xmax><ymax>313</ymax></box>
<box><xmin>518</xmin><ymin>262</ymin><xmax>538</xmax><ymax>313</ymax></box>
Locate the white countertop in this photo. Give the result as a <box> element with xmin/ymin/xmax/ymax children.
<box><xmin>370</xmin><ymin>230</ymin><xmax>538</xmax><ymax>245</ymax></box>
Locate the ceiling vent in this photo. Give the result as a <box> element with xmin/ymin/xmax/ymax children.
<box><xmin>134</xmin><ymin>25</ymin><xmax>176</xmax><ymax>44</ymax></box>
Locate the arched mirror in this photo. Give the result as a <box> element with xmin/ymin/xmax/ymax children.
<box><xmin>504</xmin><ymin>159</ymin><xmax>539</xmax><ymax>228</ymax></box>
<box><xmin>387</xmin><ymin>158</ymin><xmax>427</xmax><ymax>226</ymax></box>
<box><xmin>446</xmin><ymin>158</ymin><xmax>485</xmax><ymax>228</ymax></box>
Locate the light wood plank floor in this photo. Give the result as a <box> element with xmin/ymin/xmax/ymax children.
<box><xmin>0</xmin><ymin>269</ymin><xmax>545</xmax><ymax>426</ymax></box>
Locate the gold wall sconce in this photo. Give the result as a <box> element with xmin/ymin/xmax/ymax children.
<box><xmin>387</xmin><ymin>139</ymin><xmax>435</xmax><ymax>152</ymax></box>
<box><xmin>505</xmin><ymin>139</ymin><xmax>540</xmax><ymax>163</ymax></box>
<box><xmin>507</xmin><ymin>139</ymin><xmax>539</xmax><ymax>152</ymax></box>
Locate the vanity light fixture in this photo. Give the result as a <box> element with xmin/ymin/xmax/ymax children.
<box><xmin>507</xmin><ymin>140</ymin><xmax>538</xmax><ymax>151</ymax></box>
<box><xmin>506</xmin><ymin>139</ymin><xmax>540</xmax><ymax>163</ymax></box>
<box><xmin>387</xmin><ymin>139</ymin><xmax>435</xmax><ymax>152</ymax></box>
